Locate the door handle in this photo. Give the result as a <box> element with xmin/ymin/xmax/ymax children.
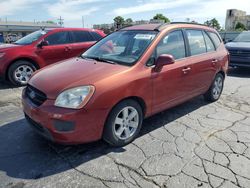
<box><xmin>182</xmin><ymin>67</ymin><xmax>191</xmax><ymax>74</ymax></box>
<box><xmin>212</xmin><ymin>59</ymin><xmax>219</xmax><ymax>63</ymax></box>
<box><xmin>65</xmin><ymin>46</ymin><xmax>72</xmax><ymax>51</ymax></box>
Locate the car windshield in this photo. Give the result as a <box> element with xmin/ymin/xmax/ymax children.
<box><xmin>233</xmin><ymin>32</ymin><xmax>250</xmax><ymax>42</ymax></box>
<box><xmin>82</xmin><ymin>30</ymin><xmax>158</xmax><ymax>65</ymax></box>
<box><xmin>14</xmin><ymin>30</ymin><xmax>48</xmax><ymax>45</ymax></box>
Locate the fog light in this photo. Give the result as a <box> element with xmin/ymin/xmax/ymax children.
<box><xmin>53</xmin><ymin>120</ymin><xmax>75</xmax><ymax>132</ymax></box>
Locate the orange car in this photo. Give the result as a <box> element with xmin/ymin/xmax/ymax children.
<box><xmin>22</xmin><ymin>23</ymin><xmax>229</xmax><ymax>146</ymax></box>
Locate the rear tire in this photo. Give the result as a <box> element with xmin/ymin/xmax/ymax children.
<box><xmin>204</xmin><ymin>73</ymin><xmax>224</xmax><ymax>102</ymax></box>
<box><xmin>8</xmin><ymin>60</ymin><xmax>37</xmax><ymax>86</ymax></box>
<box><xmin>103</xmin><ymin>100</ymin><xmax>143</xmax><ymax>147</ymax></box>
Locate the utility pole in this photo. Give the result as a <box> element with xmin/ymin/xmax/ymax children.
<box><xmin>57</xmin><ymin>16</ymin><xmax>64</xmax><ymax>27</ymax></box>
<box><xmin>82</xmin><ymin>16</ymin><xmax>84</xmax><ymax>28</ymax></box>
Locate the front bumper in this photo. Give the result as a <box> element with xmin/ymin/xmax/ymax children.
<box><xmin>22</xmin><ymin>90</ymin><xmax>109</xmax><ymax>145</ymax></box>
<box><xmin>229</xmin><ymin>56</ymin><xmax>250</xmax><ymax>68</ymax></box>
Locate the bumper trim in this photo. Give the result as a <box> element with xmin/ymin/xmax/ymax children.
<box><xmin>25</xmin><ymin>114</ymin><xmax>53</xmax><ymax>141</ymax></box>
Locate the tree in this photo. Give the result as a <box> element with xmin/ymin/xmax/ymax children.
<box><xmin>126</xmin><ymin>18</ymin><xmax>133</xmax><ymax>24</ymax></box>
<box><xmin>114</xmin><ymin>16</ymin><xmax>125</xmax><ymax>29</ymax></box>
<box><xmin>204</xmin><ymin>18</ymin><xmax>221</xmax><ymax>31</ymax></box>
<box><xmin>235</xmin><ymin>22</ymin><xmax>247</xmax><ymax>31</ymax></box>
<box><xmin>191</xmin><ymin>20</ymin><xmax>198</xmax><ymax>24</ymax></box>
<box><xmin>153</xmin><ymin>14</ymin><xmax>170</xmax><ymax>23</ymax></box>
<box><xmin>46</xmin><ymin>20</ymin><xmax>56</xmax><ymax>24</ymax></box>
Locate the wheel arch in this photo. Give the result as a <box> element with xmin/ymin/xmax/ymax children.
<box><xmin>5</xmin><ymin>57</ymin><xmax>40</xmax><ymax>80</ymax></box>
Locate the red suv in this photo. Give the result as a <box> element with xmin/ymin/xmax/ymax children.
<box><xmin>0</xmin><ymin>28</ymin><xmax>105</xmax><ymax>86</ymax></box>
<box><xmin>22</xmin><ymin>23</ymin><xmax>229</xmax><ymax>146</ymax></box>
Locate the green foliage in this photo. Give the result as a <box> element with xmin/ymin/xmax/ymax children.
<box><xmin>235</xmin><ymin>22</ymin><xmax>247</xmax><ymax>31</ymax></box>
<box><xmin>153</xmin><ymin>14</ymin><xmax>170</xmax><ymax>23</ymax></box>
<box><xmin>114</xmin><ymin>16</ymin><xmax>125</xmax><ymax>25</ymax></box>
<box><xmin>126</xmin><ymin>18</ymin><xmax>133</xmax><ymax>24</ymax></box>
<box><xmin>204</xmin><ymin>18</ymin><xmax>221</xmax><ymax>31</ymax></box>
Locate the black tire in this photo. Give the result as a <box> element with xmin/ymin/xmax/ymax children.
<box><xmin>8</xmin><ymin>60</ymin><xmax>37</xmax><ymax>86</ymax></box>
<box><xmin>103</xmin><ymin>99</ymin><xmax>143</xmax><ymax>147</ymax></box>
<box><xmin>204</xmin><ymin>73</ymin><xmax>224</xmax><ymax>102</ymax></box>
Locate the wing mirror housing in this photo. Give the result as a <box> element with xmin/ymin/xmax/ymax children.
<box><xmin>37</xmin><ymin>40</ymin><xmax>49</xmax><ymax>48</ymax></box>
<box><xmin>154</xmin><ymin>54</ymin><xmax>175</xmax><ymax>72</ymax></box>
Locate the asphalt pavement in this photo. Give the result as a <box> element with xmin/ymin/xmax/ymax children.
<box><xmin>0</xmin><ymin>68</ymin><xmax>250</xmax><ymax>188</ymax></box>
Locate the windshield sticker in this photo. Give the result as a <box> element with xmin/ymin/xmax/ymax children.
<box><xmin>134</xmin><ymin>34</ymin><xmax>155</xmax><ymax>40</ymax></box>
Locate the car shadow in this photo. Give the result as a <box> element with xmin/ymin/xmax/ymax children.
<box><xmin>0</xmin><ymin>96</ymin><xmax>207</xmax><ymax>180</ymax></box>
<box><xmin>228</xmin><ymin>67</ymin><xmax>250</xmax><ymax>78</ymax></box>
<box><xmin>0</xmin><ymin>79</ymin><xmax>18</xmax><ymax>89</ymax></box>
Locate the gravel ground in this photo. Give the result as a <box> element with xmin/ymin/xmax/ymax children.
<box><xmin>0</xmin><ymin>68</ymin><xmax>250</xmax><ymax>188</ymax></box>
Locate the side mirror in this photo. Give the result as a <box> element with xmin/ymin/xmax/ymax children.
<box><xmin>37</xmin><ymin>40</ymin><xmax>49</xmax><ymax>48</ymax></box>
<box><xmin>154</xmin><ymin>54</ymin><xmax>175</xmax><ymax>72</ymax></box>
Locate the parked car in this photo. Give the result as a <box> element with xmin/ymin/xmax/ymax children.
<box><xmin>22</xmin><ymin>23</ymin><xmax>229</xmax><ymax>146</ymax></box>
<box><xmin>225</xmin><ymin>31</ymin><xmax>250</xmax><ymax>68</ymax></box>
<box><xmin>0</xmin><ymin>28</ymin><xmax>105</xmax><ymax>86</ymax></box>
<box><xmin>219</xmin><ymin>31</ymin><xmax>241</xmax><ymax>43</ymax></box>
<box><xmin>5</xmin><ymin>33</ymin><xmax>19</xmax><ymax>43</ymax></box>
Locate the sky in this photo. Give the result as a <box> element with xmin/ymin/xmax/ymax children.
<box><xmin>0</xmin><ymin>0</ymin><xmax>250</xmax><ymax>28</ymax></box>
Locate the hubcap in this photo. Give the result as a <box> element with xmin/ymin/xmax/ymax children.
<box><xmin>14</xmin><ymin>65</ymin><xmax>34</xmax><ymax>84</ymax></box>
<box><xmin>212</xmin><ymin>76</ymin><xmax>223</xmax><ymax>99</ymax></box>
<box><xmin>114</xmin><ymin>106</ymin><xmax>139</xmax><ymax>140</ymax></box>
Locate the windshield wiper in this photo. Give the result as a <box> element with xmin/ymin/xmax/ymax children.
<box><xmin>81</xmin><ymin>56</ymin><xmax>116</xmax><ymax>64</ymax></box>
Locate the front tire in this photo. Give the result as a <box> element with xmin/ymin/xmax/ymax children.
<box><xmin>8</xmin><ymin>60</ymin><xmax>37</xmax><ymax>86</ymax></box>
<box><xmin>103</xmin><ymin>100</ymin><xmax>143</xmax><ymax>147</ymax></box>
<box><xmin>204</xmin><ymin>73</ymin><xmax>224</xmax><ymax>102</ymax></box>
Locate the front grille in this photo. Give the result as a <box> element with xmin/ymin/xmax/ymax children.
<box><xmin>229</xmin><ymin>50</ymin><xmax>250</xmax><ymax>57</ymax></box>
<box><xmin>25</xmin><ymin>85</ymin><xmax>47</xmax><ymax>106</ymax></box>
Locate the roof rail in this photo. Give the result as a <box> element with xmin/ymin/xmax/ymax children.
<box><xmin>170</xmin><ymin>22</ymin><xmax>207</xmax><ymax>27</ymax></box>
<box><xmin>154</xmin><ymin>23</ymin><xmax>170</xmax><ymax>31</ymax></box>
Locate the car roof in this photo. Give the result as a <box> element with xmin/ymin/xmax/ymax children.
<box><xmin>45</xmin><ymin>27</ymin><xmax>100</xmax><ymax>32</ymax></box>
<box><xmin>121</xmin><ymin>22</ymin><xmax>217</xmax><ymax>33</ymax></box>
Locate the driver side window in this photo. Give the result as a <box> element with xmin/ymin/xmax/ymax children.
<box><xmin>45</xmin><ymin>31</ymin><xmax>70</xmax><ymax>45</ymax></box>
<box><xmin>156</xmin><ymin>30</ymin><xmax>186</xmax><ymax>60</ymax></box>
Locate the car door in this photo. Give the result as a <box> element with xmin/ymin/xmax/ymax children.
<box><xmin>70</xmin><ymin>30</ymin><xmax>97</xmax><ymax>57</ymax></box>
<box><xmin>35</xmin><ymin>31</ymin><xmax>72</xmax><ymax>65</ymax></box>
<box><xmin>184</xmin><ymin>29</ymin><xmax>218</xmax><ymax>94</ymax></box>
<box><xmin>152</xmin><ymin>30</ymin><xmax>196</xmax><ymax>114</ymax></box>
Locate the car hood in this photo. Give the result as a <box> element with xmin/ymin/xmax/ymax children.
<box><xmin>29</xmin><ymin>58</ymin><xmax>130</xmax><ymax>99</ymax></box>
<box><xmin>225</xmin><ymin>42</ymin><xmax>250</xmax><ymax>50</ymax></box>
<box><xmin>0</xmin><ymin>43</ymin><xmax>21</xmax><ymax>50</ymax></box>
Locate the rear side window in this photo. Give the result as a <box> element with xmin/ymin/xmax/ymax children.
<box><xmin>203</xmin><ymin>32</ymin><xmax>215</xmax><ymax>52</ymax></box>
<box><xmin>156</xmin><ymin>30</ymin><xmax>186</xmax><ymax>60</ymax></box>
<box><xmin>186</xmin><ymin>30</ymin><xmax>206</xmax><ymax>56</ymax></box>
<box><xmin>90</xmin><ymin>32</ymin><xmax>102</xmax><ymax>41</ymax></box>
<box><xmin>71</xmin><ymin>31</ymin><xmax>95</xmax><ymax>43</ymax></box>
<box><xmin>208</xmin><ymin>32</ymin><xmax>221</xmax><ymax>49</ymax></box>
<box><xmin>45</xmin><ymin>31</ymin><xmax>70</xmax><ymax>45</ymax></box>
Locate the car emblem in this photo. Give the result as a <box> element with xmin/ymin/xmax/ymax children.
<box><xmin>29</xmin><ymin>91</ymin><xmax>36</xmax><ymax>99</ymax></box>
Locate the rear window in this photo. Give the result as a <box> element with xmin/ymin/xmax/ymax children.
<box><xmin>90</xmin><ymin>32</ymin><xmax>103</xmax><ymax>41</ymax></box>
<box><xmin>71</xmin><ymin>31</ymin><xmax>95</xmax><ymax>43</ymax></box>
<box><xmin>208</xmin><ymin>32</ymin><xmax>221</xmax><ymax>49</ymax></box>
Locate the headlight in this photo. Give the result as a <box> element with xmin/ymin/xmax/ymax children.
<box><xmin>55</xmin><ymin>86</ymin><xmax>95</xmax><ymax>109</ymax></box>
<box><xmin>0</xmin><ymin>52</ymin><xmax>5</xmax><ymax>58</ymax></box>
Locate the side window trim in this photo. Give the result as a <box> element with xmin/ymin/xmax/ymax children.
<box><xmin>204</xmin><ymin>30</ymin><xmax>220</xmax><ymax>51</ymax></box>
<box><xmin>202</xmin><ymin>30</ymin><xmax>216</xmax><ymax>52</ymax></box>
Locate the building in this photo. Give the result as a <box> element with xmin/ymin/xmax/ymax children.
<box><xmin>0</xmin><ymin>20</ymin><xmax>60</xmax><ymax>42</ymax></box>
<box><xmin>225</xmin><ymin>9</ymin><xmax>250</xmax><ymax>31</ymax></box>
